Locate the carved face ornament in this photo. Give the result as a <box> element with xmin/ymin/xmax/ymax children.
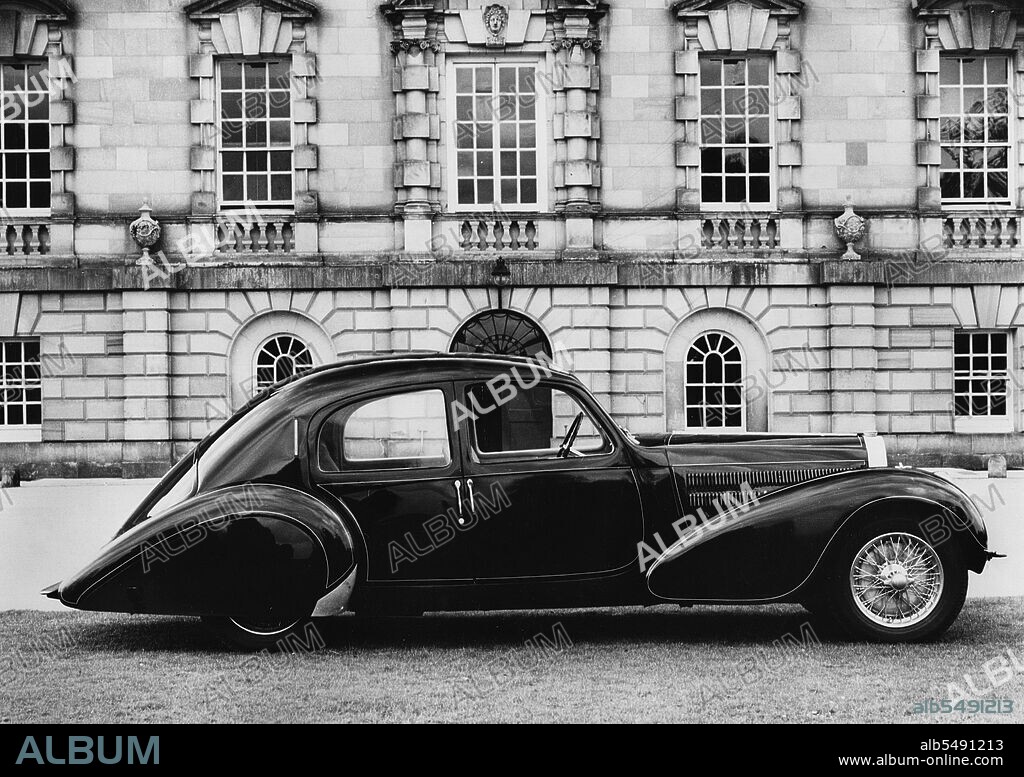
<box><xmin>483</xmin><ymin>4</ymin><xmax>508</xmax><ymax>37</ymax></box>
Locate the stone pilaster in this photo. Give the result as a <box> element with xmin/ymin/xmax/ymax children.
<box><xmin>551</xmin><ymin>1</ymin><xmax>605</xmax><ymax>251</ymax></box>
<box><xmin>383</xmin><ymin>1</ymin><xmax>442</xmax><ymax>252</ymax></box>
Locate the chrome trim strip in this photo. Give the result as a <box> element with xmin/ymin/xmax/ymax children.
<box><xmin>312</xmin><ymin>565</ymin><xmax>358</xmax><ymax>617</ymax></box>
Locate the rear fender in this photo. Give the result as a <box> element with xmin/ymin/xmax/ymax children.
<box><xmin>58</xmin><ymin>484</ymin><xmax>356</xmax><ymax>618</ymax></box>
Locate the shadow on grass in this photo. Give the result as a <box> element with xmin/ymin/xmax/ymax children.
<box><xmin>39</xmin><ymin>597</ymin><xmax>1015</xmax><ymax>654</ymax></box>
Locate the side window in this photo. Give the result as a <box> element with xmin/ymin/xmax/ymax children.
<box><xmin>318</xmin><ymin>389</ymin><xmax>451</xmax><ymax>472</ymax></box>
<box><xmin>465</xmin><ymin>382</ymin><xmax>610</xmax><ymax>458</ymax></box>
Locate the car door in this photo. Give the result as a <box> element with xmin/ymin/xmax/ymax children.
<box><xmin>311</xmin><ymin>383</ymin><xmax>475</xmax><ymax>583</ymax></box>
<box><xmin>454</xmin><ymin>376</ymin><xmax>644</xmax><ymax>580</ymax></box>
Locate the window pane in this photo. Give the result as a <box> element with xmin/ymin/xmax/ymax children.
<box><xmin>520</xmin><ymin>178</ymin><xmax>537</xmax><ymax>204</ymax></box>
<box><xmin>246</xmin><ymin>176</ymin><xmax>268</xmax><ymax>201</ymax></box>
<box><xmin>940</xmin><ymin>172</ymin><xmax>961</xmax><ymax>199</ymax></box>
<box><xmin>223</xmin><ymin>175</ymin><xmax>244</xmax><ymax>201</ymax></box>
<box><xmin>725</xmin><ymin>177</ymin><xmax>746</xmax><ymax>202</ymax></box>
<box><xmin>700</xmin><ymin>58</ymin><xmax>721</xmax><ymax>86</ymax></box>
<box><xmin>330</xmin><ymin>390</ymin><xmax>451</xmax><ymax>470</ymax></box>
<box><xmin>748</xmin><ymin>58</ymin><xmax>769</xmax><ymax>85</ymax></box>
<box><xmin>245</xmin><ymin>121</ymin><xmax>266</xmax><ymax>145</ymax></box>
<box><xmin>221</xmin><ymin>62</ymin><xmax>242</xmax><ymax>90</ymax></box>
<box><xmin>244</xmin><ymin>93</ymin><xmax>267</xmax><ymax>120</ymax></box>
<box><xmin>987</xmin><ymin>57</ymin><xmax>1008</xmax><ymax>84</ymax></box>
<box><xmin>749</xmin><ymin>147</ymin><xmax>770</xmax><ymax>174</ymax></box>
<box><xmin>269</xmin><ymin>121</ymin><xmax>290</xmax><ymax>145</ymax></box>
<box><xmin>221</xmin><ymin>121</ymin><xmax>243</xmax><ymax>146</ymax></box>
<box><xmin>29</xmin><ymin>182</ymin><xmax>49</xmax><ymax>208</ymax></box>
<box><xmin>701</xmin><ymin>176</ymin><xmax>722</xmax><ymax>203</ymax></box>
<box><xmin>701</xmin><ymin>148</ymin><xmax>722</xmax><ymax>174</ymax></box>
<box><xmin>701</xmin><ymin>89</ymin><xmax>722</xmax><ymax>115</ymax></box>
<box><xmin>4</xmin><ymin>124</ymin><xmax>25</xmax><ymax>149</ymax></box>
<box><xmin>723</xmin><ymin>59</ymin><xmax>745</xmax><ymax>86</ymax></box>
<box><xmin>246</xmin><ymin>151</ymin><xmax>267</xmax><ymax>171</ymax></box>
<box><xmin>724</xmin><ymin>149</ymin><xmax>746</xmax><ymax>173</ymax></box>
<box><xmin>749</xmin><ymin>176</ymin><xmax>770</xmax><ymax>203</ymax></box>
<box><xmin>267</xmin><ymin>61</ymin><xmax>290</xmax><ymax>88</ymax></box>
<box><xmin>477</xmin><ymin>179</ymin><xmax>493</xmax><ymax>204</ymax></box>
<box><xmin>270</xmin><ymin>174</ymin><xmax>291</xmax><ymax>201</ymax></box>
<box><xmin>962</xmin><ymin>58</ymin><xmax>984</xmax><ymax>84</ymax></box>
<box><xmin>520</xmin><ymin>151</ymin><xmax>536</xmax><ymax>176</ymax></box>
<box><xmin>243</xmin><ymin>63</ymin><xmax>266</xmax><ymax>89</ymax></box>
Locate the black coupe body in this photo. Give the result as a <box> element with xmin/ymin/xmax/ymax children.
<box><xmin>46</xmin><ymin>354</ymin><xmax>997</xmax><ymax>646</ymax></box>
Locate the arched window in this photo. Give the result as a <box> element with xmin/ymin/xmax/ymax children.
<box><xmin>685</xmin><ymin>331</ymin><xmax>745</xmax><ymax>430</ymax></box>
<box><xmin>450</xmin><ymin>310</ymin><xmax>550</xmax><ymax>358</ymax></box>
<box><xmin>254</xmin><ymin>334</ymin><xmax>314</xmax><ymax>392</ymax></box>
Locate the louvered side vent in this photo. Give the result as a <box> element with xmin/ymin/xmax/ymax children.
<box><xmin>685</xmin><ymin>466</ymin><xmax>862</xmax><ymax>511</ymax></box>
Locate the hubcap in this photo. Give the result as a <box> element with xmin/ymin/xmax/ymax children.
<box><xmin>849</xmin><ymin>532</ymin><xmax>944</xmax><ymax>629</ymax></box>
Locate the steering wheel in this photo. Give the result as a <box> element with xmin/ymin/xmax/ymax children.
<box><xmin>557</xmin><ymin>412</ymin><xmax>585</xmax><ymax>458</ymax></box>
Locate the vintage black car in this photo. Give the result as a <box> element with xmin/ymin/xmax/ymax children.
<box><xmin>45</xmin><ymin>353</ymin><xmax>999</xmax><ymax>647</ymax></box>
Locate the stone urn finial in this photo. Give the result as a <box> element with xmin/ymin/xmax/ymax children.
<box><xmin>834</xmin><ymin>198</ymin><xmax>867</xmax><ymax>260</ymax></box>
<box><xmin>130</xmin><ymin>200</ymin><xmax>161</xmax><ymax>261</ymax></box>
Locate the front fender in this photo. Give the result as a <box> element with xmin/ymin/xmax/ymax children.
<box><xmin>56</xmin><ymin>484</ymin><xmax>356</xmax><ymax>618</ymax></box>
<box><xmin>645</xmin><ymin>468</ymin><xmax>989</xmax><ymax>603</ymax></box>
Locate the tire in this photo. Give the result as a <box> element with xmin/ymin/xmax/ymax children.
<box><xmin>822</xmin><ymin>516</ymin><xmax>967</xmax><ymax>643</ymax></box>
<box><xmin>203</xmin><ymin>612</ymin><xmax>318</xmax><ymax>651</ymax></box>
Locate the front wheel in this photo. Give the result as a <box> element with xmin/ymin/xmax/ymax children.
<box><xmin>203</xmin><ymin>612</ymin><xmax>317</xmax><ymax>651</ymax></box>
<box><xmin>823</xmin><ymin>518</ymin><xmax>967</xmax><ymax>642</ymax></box>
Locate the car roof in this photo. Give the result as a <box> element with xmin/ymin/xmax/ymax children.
<box><xmin>266</xmin><ymin>351</ymin><xmax>573</xmax><ymax>400</ymax></box>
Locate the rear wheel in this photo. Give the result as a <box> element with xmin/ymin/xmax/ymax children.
<box><xmin>203</xmin><ymin>611</ymin><xmax>316</xmax><ymax>651</ymax></box>
<box><xmin>824</xmin><ymin>518</ymin><xmax>967</xmax><ymax>642</ymax></box>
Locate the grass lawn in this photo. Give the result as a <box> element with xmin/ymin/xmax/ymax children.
<box><xmin>1</xmin><ymin>598</ymin><xmax>1022</xmax><ymax>723</ymax></box>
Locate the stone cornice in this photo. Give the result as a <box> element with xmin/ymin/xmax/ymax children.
<box><xmin>4</xmin><ymin>257</ymin><xmax>1024</xmax><ymax>291</ymax></box>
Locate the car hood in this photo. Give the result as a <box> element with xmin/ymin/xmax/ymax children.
<box><xmin>634</xmin><ymin>432</ymin><xmax>873</xmax><ymax>468</ymax></box>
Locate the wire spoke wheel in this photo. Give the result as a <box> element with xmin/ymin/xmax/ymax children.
<box><xmin>849</xmin><ymin>532</ymin><xmax>944</xmax><ymax>629</ymax></box>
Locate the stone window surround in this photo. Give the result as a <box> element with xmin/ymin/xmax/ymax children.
<box><xmin>672</xmin><ymin>0</ymin><xmax>805</xmax><ymax>252</ymax></box>
<box><xmin>444</xmin><ymin>57</ymin><xmax>551</xmax><ymax>213</ymax></box>
<box><xmin>185</xmin><ymin>0</ymin><xmax>320</xmax><ymax>253</ymax></box>
<box><xmin>226</xmin><ymin>309</ymin><xmax>333</xmax><ymax>409</ymax></box>
<box><xmin>664</xmin><ymin>307</ymin><xmax>770</xmax><ymax>434</ymax></box>
<box><xmin>0</xmin><ymin>0</ymin><xmax>75</xmax><ymax>256</ymax></box>
<box><xmin>383</xmin><ymin>1</ymin><xmax>606</xmax><ymax>253</ymax></box>
<box><xmin>913</xmin><ymin>0</ymin><xmax>1024</xmax><ymax>220</ymax></box>
<box><xmin>952</xmin><ymin>327</ymin><xmax>1015</xmax><ymax>434</ymax></box>
<box><xmin>0</xmin><ymin>335</ymin><xmax>42</xmax><ymax>443</ymax></box>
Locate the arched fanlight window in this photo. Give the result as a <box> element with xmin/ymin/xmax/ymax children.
<box><xmin>685</xmin><ymin>331</ymin><xmax>745</xmax><ymax>430</ymax></box>
<box><xmin>254</xmin><ymin>334</ymin><xmax>314</xmax><ymax>393</ymax></box>
<box><xmin>450</xmin><ymin>310</ymin><xmax>551</xmax><ymax>357</ymax></box>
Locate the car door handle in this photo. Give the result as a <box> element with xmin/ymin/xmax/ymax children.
<box><xmin>466</xmin><ymin>479</ymin><xmax>476</xmax><ymax>515</ymax></box>
<box><xmin>454</xmin><ymin>479</ymin><xmax>465</xmax><ymax>524</ymax></box>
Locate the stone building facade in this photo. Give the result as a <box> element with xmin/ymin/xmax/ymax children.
<box><xmin>1</xmin><ymin>0</ymin><xmax>1023</xmax><ymax>476</ymax></box>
